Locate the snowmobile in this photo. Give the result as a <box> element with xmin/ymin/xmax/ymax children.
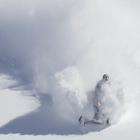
<box><xmin>79</xmin><ymin>74</ymin><xmax>110</xmax><ymax>125</ymax></box>
<box><xmin>79</xmin><ymin>101</ymin><xmax>110</xmax><ymax>125</ymax></box>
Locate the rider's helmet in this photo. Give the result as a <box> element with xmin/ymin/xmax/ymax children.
<box><xmin>103</xmin><ymin>74</ymin><xmax>109</xmax><ymax>81</ymax></box>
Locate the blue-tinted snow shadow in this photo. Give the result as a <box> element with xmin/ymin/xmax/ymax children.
<box><xmin>0</xmin><ymin>53</ymin><xmax>110</xmax><ymax>135</ymax></box>
<box><xmin>0</xmin><ymin>94</ymin><xmax>109</xmax><ymax>135</ymax></box>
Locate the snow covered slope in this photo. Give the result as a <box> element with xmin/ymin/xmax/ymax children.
<box><xmin>0</xmin><ymin>74</ymin><xmax>139</xmax><ymax>140</ymax></box>
<box><xmin>0</xmin><ymin>0</ymin><xmax>140</xmax><ymax>139</ymax></box>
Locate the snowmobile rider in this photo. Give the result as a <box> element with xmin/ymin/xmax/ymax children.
<box><xmin>95</xmin><ymin>74</ymin><xmax>109</xmax><ymax>91</ymax></box>
<box><xmin>79</xmin><ymin>74</ymin><xmax>110</xmax><ymax>124</ymax></box>
<box><xmin>93</xmin><ymin>74</ymin><xmax>110</xmax><ymax>123</ymax></box>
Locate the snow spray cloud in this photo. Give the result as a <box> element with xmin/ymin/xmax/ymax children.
<box><xmin>1</xmin><ymin>0</ymin><xmax>140</xmax><ymax>123</ymax></box>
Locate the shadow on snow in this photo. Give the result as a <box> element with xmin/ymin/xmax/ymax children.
<box><xmin>0</xmin><ymin>94</ymin><xmax>109</xmax><ymax>135</ymax></box>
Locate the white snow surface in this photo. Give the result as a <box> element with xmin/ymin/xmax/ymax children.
<box><xmin>0</xmin><ymin>0</ymin><xmax>140</xmax><ymax>139</ymax></box>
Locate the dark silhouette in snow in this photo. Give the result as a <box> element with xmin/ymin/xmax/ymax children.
<box><xmin>93</xmin><ymin>74</ymin><xmax>110</xmax><ymax>124</ymax></box>
<box><xmin>79</xmin><ymin>74</ymin><xmax>111</xmax><ymax>125</ymax></box>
